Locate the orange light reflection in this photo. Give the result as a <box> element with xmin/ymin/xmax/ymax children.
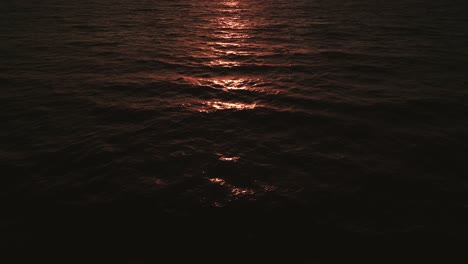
<box><xmin>206</xmin><ymin>101</ymin><xmax>257</xmax><ymax>111</ymax></box>
<box><xmin>181</xmin><ymin>0</ymin><xmax>272</xmax><ymax>113</ymax></box>
<box><xmin>209</xmin><ymin>177</ymin><xmax>255</xmax><ymax>197</ymax></box>
<box><xmin>218</xmin><ymin>156</ymin><xmax>240</xmax><ymax>162</ymax></box>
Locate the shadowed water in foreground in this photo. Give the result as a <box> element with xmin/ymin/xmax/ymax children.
<box><xmin>1</xmin><ymin>0</ymin><xmax>468</xmax><ymax>262</ymax></box>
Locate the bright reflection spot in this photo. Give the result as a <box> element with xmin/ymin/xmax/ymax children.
<box><xmin>182</xmin><ymin>98</ymin><xmax>271</xmax><ymax>113</ymax></box>
<box><xmin>213</xmin><ymin>79</ymin><xmax>247</xmax><ymax>90</ymax></box>
<box><xmin>205</xmin><ymin>0</ymin><xmax>250</xmax><ymax>67</ymax></box>
<box><xmin>210</xmin><ymin>42</ymin><xmax>241</xmax><ymax>48</ymax></box>
<box><xmin>209</xmin><ymin>178</ymin><xmax>227</xmax><ymax>185</ymax></box>
<box><xmin>182</xmin><ymin>76</ymin><xmax>270</xmax><ymax>93</ymax></box>
<box><xmin>214</xmin><ymin>32</ymin><xmax>250</xmax><ymax>40</ymax></box>
<box><xmin>209</xmin><ymin>177</ymin><xmax>255</xmax><ymax>197</ymax></box>
<box><xmin>184</xmin><ymin>100</ymin><xmax>258</xmax><ymax>113</ymax></box>
<box><xmin>209</xmin><ymin>59</ymin><xmax>240</xmax><ymax>67</ymax></box>
<box><xmin>222</xmin><ymin>1</ymin><xmax>239</xmax><ymax>7</ymax></box>
<box><xmin>217</xmin><ymin>18</ymin><xmax>246</xmax><ymax>30</ymax></box>
<box><xmin>219</xmin><ymin>156</ymin><xmax>240</xmax><ymax>162</ymax></box>
<box><xmin>231</xmin><ymin>187</ymin><xmax>255</xmax><ymax>196</ymax></box>
<box><xmin>207</xmin><ymin>101</ymin><xmax>257</xmax><ymax>111</ymax></box>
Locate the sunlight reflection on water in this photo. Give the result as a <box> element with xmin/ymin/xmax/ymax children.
<box><xmin>217</xmin><ymin>154</ymin><xmax>240</xmax><ymax>162</ymax></box>
<box><xmin>209</xmin><ymin>178</ymin><xmax>256</xmax><ymax>197</ymax></box>
<box><xmin>192</xmin><ymin>100</ymin><xmax>258</xmax><ymax>112</ymax></box>
<box><xmin>182</xmin><ymin>0</ymin><xmax>266</xmax><ymax>111</ymax></box>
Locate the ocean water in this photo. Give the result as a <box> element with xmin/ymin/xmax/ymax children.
<box><xmin>1</xmin><ymin>0</ymin><xmax>468</xmax><ymax>261</ymax></box>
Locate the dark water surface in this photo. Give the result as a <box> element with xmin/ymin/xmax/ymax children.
<box><xmin>1</xmin><ymin>0</ymin><xmax>468</xmax><ymax>262</ymax></box>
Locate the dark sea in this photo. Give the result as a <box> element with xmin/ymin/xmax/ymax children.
<box><xmin>1</xmin><ymin>0</ymin><xmax>468</xmax><ymax>262</ymax></box>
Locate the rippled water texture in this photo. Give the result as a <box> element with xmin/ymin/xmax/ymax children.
<box><xmin>1</xmin><ymin>0</ymin><xmax>468</xmax><ymax>214</ymax></box>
